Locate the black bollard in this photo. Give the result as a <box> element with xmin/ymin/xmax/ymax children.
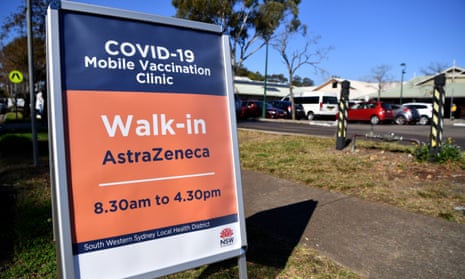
<box><xmin>429</xmin><ymin>74</ymin><xmax>446</xmax><ymax>162</ymax></box>
<box><xmin>336</xmin><ymin>80</ymin><xmax>350</xmax><ymax>150</ymax></box>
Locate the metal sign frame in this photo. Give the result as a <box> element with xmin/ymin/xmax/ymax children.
<box><xmin>47</xmin><ymin>1</ymin><xmax>247</xmax><ymax>278</ymax></box>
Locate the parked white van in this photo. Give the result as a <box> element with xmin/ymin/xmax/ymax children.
<box><xmin>283</xmin><ymin>91</ymin><xmax>338</xmax><ymax>120</ymax></box>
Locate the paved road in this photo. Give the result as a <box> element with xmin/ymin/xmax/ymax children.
<box><xmin>237</xmin><ymin>119</ymin><xmax>465</xmax><ymax>149</ymax></box>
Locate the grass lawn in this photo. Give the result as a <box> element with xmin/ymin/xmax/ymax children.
<box><xmin>1</xmin><ymin>129</ymin><xmax>464</xmax><ymax>278</ymax></box>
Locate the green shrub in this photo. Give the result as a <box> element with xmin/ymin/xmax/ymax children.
<box><xmin>415</xmin><ymin>138</ymin><xmax>464</xmax><ymax>165</ymax></box>
<box><xmin>415</xmin><ymin>144</ymin><xmax>430</xmax><ymax>162</ymax></box>
<box><xmin>436</xmin><ymin>142</ymin><xmax>463</xmax><ymax>163</ymax></box>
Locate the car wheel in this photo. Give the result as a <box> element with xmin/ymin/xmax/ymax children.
<box><xmin>370</xmin><ymin>115</ymin><xmax>380</xmax><ymax>125</ymax></box>
<box><xmin>419</xmin><ymin>116</ymin><xmax>429</xmax><ymax>125</ymax></box>
<box><xmin>395</xmin><ymin>115</ymin><xmax>406</xmax><ymax>125</ymax></box>
<box><xmin>307</xmin><ymin>112</ymin><xmax>315</xmax><ymax>120</ymax></box>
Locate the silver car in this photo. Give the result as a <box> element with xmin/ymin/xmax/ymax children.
<box><xmin>391</xmin><ymin>104</ymin><xmax>420</xmax><ymax>125</ymax></box>
<box><xmin>402</xmin><ymin>102</ymin><xmax>432</xmax><ymax>125</ymax></box>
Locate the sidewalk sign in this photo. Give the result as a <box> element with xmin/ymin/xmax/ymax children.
<box><xmin>46</xmin><ymin>1</ymin><xmax>247</xmax><ymax>278</ymax></box>
<box><xmin>8</xmin><ymin>70</ymin><xmax>24</xmax><ymax>84</ymax></box>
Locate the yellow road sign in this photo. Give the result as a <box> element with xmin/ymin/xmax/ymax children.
<box><xmin>9</xmin><ymin>70</ymin><xmax>24</xmax><ymax>83</ymax></box>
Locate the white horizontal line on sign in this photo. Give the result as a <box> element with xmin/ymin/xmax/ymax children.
<box><xmin>98</xmin><ymin>172</ymin><xmax>215</xmax><ymax>187</ymax></box>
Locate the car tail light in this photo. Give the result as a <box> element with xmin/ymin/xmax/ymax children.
<box><xmin>320</xmin><ymin>102</ymin><xmax>323</xmax><ymax>110</ymax></box>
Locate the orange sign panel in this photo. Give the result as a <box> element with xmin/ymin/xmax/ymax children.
<box><xmin>66</xmin><ymin>90</ymin><xmax>238</xmax><ymax>243</ymax></box>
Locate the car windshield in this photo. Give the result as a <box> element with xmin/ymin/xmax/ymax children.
<box><xmin>323</xmin><ymin>96</ymin><xmax>338</xmax><ymax>104</ymax></box>
<box><xmin>382</xmin><ymin>103</ymin><xmax>392</xmax><ymax>110</ymax></box>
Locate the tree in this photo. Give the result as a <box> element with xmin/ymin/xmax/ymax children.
<box><xmin>248</xmin><ymin>71</ymin><xmax>264</xmax><ymax>81</ymax></box>
<box><xmin>1</xmin><ymin>0</ymin><xmax>48</xmax><ymax>44</ymax></box>
<box><xmin>0</xmin><ymin>37</ymin><xmax>29</xmax><ymax>100</ymax></box>
<box><xmin>268</xmin><ymin>73</ymin><xmax>287</xmax><ymax>83</ymax></box>
<box><xmin>420</xmin><ymin>62</ymin><xmax>449</xmax><ymax>76</ymax></box>
<box><xmin>172</xmin><ymin>0</ymin><xmax>302</xmax><ymax>73</ymax></box>
<box><xmin>290</xmin><ymin>75</ymin><xmax>314</xmax><ymax>87</ymax></box>
<box><xmin>272</xmin><ymin>24</ymin><xmax>330</xmax><ymax>119</ymax></box>
<box><xmin>301</xmin><ymin>77</ymin><xmax>314</xmax><ymax>86</ymax></box>
<box><xmin>234</xmin><ymin>66</ymin><xmax>313</xmax><ymax>84</ymax></box>
<box><xmin>0</xmin><ymin>37</ymin><xmax>46</xmax><ymax>87</ymax></box>
<box><xmin>292</xmin><ymin>75</ymin><xmax>302</xmax><ymax>86</ymax></box>
<box><xmin>370</xmin><ymin>64</ymin><xmax>392</xmax><ymax>101</ymax></box>
<box><xmin>0</xmin><ymin>0</ymin><xmax>49</xmax><ymax>92</ymax></box>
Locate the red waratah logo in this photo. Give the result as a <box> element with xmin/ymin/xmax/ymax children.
<box><xmin>220</xmin><ymin>228</ymin><xmax>234</xmax><ymax>238</ymax></box>
<box><xmin>219</xmin><ymin>228</ymin><xmax>235</xmax><ymax>247</ymax></box>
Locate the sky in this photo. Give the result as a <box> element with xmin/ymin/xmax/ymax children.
<box><xmin>1</xmin><ymin>0</ymin><xmax>464</xmax><ymax>85</ymax></box>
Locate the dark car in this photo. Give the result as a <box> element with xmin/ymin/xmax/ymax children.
<box><xmin>234</xmin><ymin>94</ymin><xmax>241</xmax><ymax>119</ymax></box>
<box><xmin>347</xmin><ymin>101</ymin><xmax>395</xmax><ymax>125</ymax></box>
<box><xmin>256</xmin><ymin>101</ymin><xmax>288</xmax><ymax>119</ymax></box>
<box><xmin>240</xmin><ymin>100</ymin><xmax>288</xmax><ymax>119</ymax></box>
<box><xmin>391</xmin><ymin>104</ymin><xmax>420</xmax><ymax>125</ymax></box>
<box><xmin>239</xmin><ymin>100</ymin><xmax>261</xmax><ymax>119</ymax></box>
<box><xmin>270</xmin><ymin>100</ymin><xmax>306</xmax><ymax>120</ymax></box>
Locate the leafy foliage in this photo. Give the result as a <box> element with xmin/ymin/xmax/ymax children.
<box><xmin>415</xmin><ymin>144</ymin><xmax>430</xmax><ymax>162</ymax></box>
<box><xmin>0</xmin><ymin>37</ymin><xmax>46</xmax><ymax>86</ymax></box>
<box><xmin>0</xmin><ymin>0</ymin><xmax>49</xmax><ymax>93</ymax></box>
<box><xmin>172</xmin><ymin>0</ymin><xmax>302</xmax><ymax>73</ymax></box>
<box><xmin>236</xmin><ymin>66</ymin><xmax>314</xmax><ymax>85</ymax></box>
<box><xmin>0</xmin><ymin>0</ymin><xmax>48</xmax><ymax>42</ymax></box>
<box><xmin>437</xmin><ymin>144</ymin><xmax>463</xmax><ymax>162</ymax></box>
<box><xmin>415</xmin><ymin>139</ymin><xmax>465</xmax><ymax>166</ymax></box>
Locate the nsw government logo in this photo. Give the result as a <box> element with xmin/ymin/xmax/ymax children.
<box><xmin>219</xmin><ymin>228</ymin><xmax>234</xmax><ymax>247</ymax></box>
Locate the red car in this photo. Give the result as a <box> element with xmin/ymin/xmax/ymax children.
<box><xmin>239</xmin><ymin>100</ymin><xmax>261</xmax><ymax>119</ymax></box>
<box><xmin>346</xmin><ymin>101</ymin><xmax>394</xmax><ymax>125</ymax></box>
<box><xmin>239</xmin><ymin>100</ymin><xmax>288</xmax><ymax>119</ymax></box>
<box><xmin>256</xmin><ymin>101</ymin><xmax>288</xmax><ymax>119</ymax></box>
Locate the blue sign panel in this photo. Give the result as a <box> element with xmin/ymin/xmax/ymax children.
<box><xmin>61</xmin><ymin>11</ymin><xmax>226</xmax><ymax>95</ymax></box>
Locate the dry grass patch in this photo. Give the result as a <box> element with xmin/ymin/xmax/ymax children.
<box><xmin>238</xmin><ymin>129</ymin><xmax>465</xmax><ymax>224</ymax></box>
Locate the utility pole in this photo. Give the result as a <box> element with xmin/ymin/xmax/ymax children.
<box><xmin>262</xmin><ymin>39</ymin><xmax>269</xmax><ymax>118</ymax></box>
<box><xmin>400</xmin><ymin>63</ymin><xmax>406</xmax><ymax>105</ymax></box>
<box><xmin>450</xmin><ymin>60</ymin><xmax>456</xmax><ymax>119</ymax></box>
<box><xmin>27</xmin><ymin>0</ymin><xmax>39</xmax><ymax>167</ymax></box>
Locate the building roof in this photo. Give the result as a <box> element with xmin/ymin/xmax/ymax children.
<box><xmin>232</xmin><ymin>65</ymin><xmax>465</xmax><ymax>101</ymax></box>
<box><xmin>308</xmin><ymin>78</ymin><xmax>399</xmax><ymax>100</ymax></box>
<box><xmin>366</xmin><ymin>66</ymin><xmax>465</xmax><ymax>100</ymax></box>
<box><xmin>415</xmin><ymin>66</ymin><xmax>465</xmax><ymax>86</ymax></box>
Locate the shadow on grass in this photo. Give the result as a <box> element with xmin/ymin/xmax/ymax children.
<box><xmin>0</xmin><ymin>134</ymin><xmax>50</xmax><ymax>268</ymax></box>
<box><xmin>198</xmin><ymin>200</ymin><xmax>317</xmax><ymax>278</ymax></box>
<box><xmin>245</xmin><ymin>200</ymin><xmax>318</xmax><ymax>266</ymax></box>
<box><xmin>0</xmin><ymin>187</ymin><xmax>17</xmax><ymax>266</ymax></box>
<box><xmin>0</xmin><ymin>134</ymin><xmax>49</xmax><ymax>159</ymax></box>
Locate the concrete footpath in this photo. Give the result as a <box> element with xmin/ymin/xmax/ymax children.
<box><xmin>241</xmin><ymin>170</ymin><xmax>465</xmax><ymax>279</ymax></box>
